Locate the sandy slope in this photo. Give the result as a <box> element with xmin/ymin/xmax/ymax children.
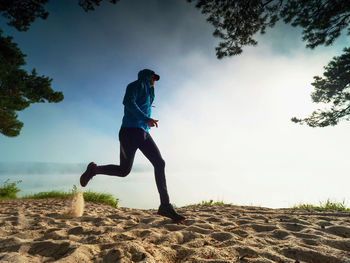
<box><xmin>1</xmin><ymin>198</ymin><xmax>350</xmax><ymax>263</ymax></box>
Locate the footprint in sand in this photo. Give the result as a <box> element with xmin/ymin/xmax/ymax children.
<box><xmin>67</xmin><ymin>226</ymin><xmax>84</xmax><ymax>235</ymax></box>
<box><xmin>0</xmin><ymin>252</ymin><xmax>39</xmax><ymax>263</ymax></box>
<box><xmin>210</xmin><ymin>231</ymin><xmax>233</xmax><ymax>242</ymax></box>
<box><xmin>279</xmin><ymin>246</ymin><xmax>344</xmax><ymax>263</ymax></box>
<box><xmin>280</xmin><ymin>222</ymin><xmax>306</xmax><ymax>232</ymax></box>
<box><xmin>171</xmin><ymin>244</ymin><xmax>195</xmax><ymax>261</ymax></box>
<box><xmin>326</xmin><ymin>226</ymin><xmax>350</xmax><ymax>238</ymax></box>
<box><xmin>270</xmin><ymin>229</ymin><xmax>290</xmax><ymax>240</ymax></box>
<box><xmin>163</xmin><ymin>224</ymin><xmax>186</xmax><ymax>231</ymax></box>
<box><xmin>186</xmin><ymin>225</ymin><xmax>213</xmax><ymax>235</ymax></box>
<box><xmin>36</xmin><ymin>229</ymin><xmax>67</xmax><ymax>241</ymax></box>
<box><xmin>206</xmin><ymin>216</ymin><xmax>222</xmax><ymax>223</ymax></box>
<box><xmin>236</xmin><ymin>219</ymin><xmax>251</xmax><ymax>225</ymax></box>
<box><xmin>250</xmin><ymin>224</ymin><xmax>277</xmax><ymax>232</ymax></box>
<box><xmin>323</xmin><ymin>238</ymin><xmax>350</xmax><ymax>252</ymax></box>
<box><xmin>27</xmin><ymin>241</ymin><xmax>74</xmax><ymax>260</ymax></box>
<box><xmin>302</xmin><ymin>238</ymin><xmax>319</xmax><ymax>246</ymax></box>
<box><xmin>140</xmin><ymin>217</ymin><xmax>157</xmax><ymax>224</ymax></box>
<box><xmin>0</xmin><ymin>237</ymin><xmax>23</xmax><ymax>253</ymax></box>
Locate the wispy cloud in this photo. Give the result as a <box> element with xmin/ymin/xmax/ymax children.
<box><xmin>2</xmin><ymin>0</ymin><xmax>350</xmax><ymax>208</ymax></box>
<box><xmin>149</xmin><ymin>43</ymin><xmax>350</xmax><ymax>207</ymax></box>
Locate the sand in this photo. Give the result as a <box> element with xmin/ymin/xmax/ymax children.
<box><xmin>1</xmin><ymin>198</ymin><xmax>350</xmax><ymax>263</ymax></box>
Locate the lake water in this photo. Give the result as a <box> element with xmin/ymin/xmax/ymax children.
<box><xmin>1</xmin><ymin>162</ymin><xmax>349</xmax><ymax>209</ymax></box>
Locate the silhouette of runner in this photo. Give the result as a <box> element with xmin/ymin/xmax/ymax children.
<box><xmin>80</xmin><ymin>69</ymin><xmax>185</xmax><ymax>222</ymax></box>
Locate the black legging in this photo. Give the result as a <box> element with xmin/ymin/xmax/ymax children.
<box><xmin>95</xmin><ymin>127</ymin><xmax>170</xmax><ymax>205</ymax></box>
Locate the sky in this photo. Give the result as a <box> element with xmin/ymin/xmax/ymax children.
<box><xmin>1</xmin><ymin>0</ymin><xmax>350</xmax><ymax>209</ymax></box>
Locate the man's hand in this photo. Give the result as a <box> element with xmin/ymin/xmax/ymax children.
<box><xmin>147</xmin><ymin>118</ymin><xmax>159</xmax><ymax>128</ymax></box>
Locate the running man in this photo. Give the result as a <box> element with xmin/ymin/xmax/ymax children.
<box><xmin>80</xmin><ymin>69</ymin><xmax>185</xmax><ymax>223</ymax></box>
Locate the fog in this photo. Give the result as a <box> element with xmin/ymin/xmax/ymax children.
<box><xmin>1</xmin><ymin>0</ymin><xmax>350</xmax><ymax>209</ymax></box>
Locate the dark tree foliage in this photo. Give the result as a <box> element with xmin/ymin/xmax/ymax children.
<box><xmin>282</xmin><ymin>1</ymin><xmax>350</xmax><ymax>127</ymax></box>
<box><xmin>187</xmin><ymin>0</ymin><xmax>350</xmax><ymax>61</ymax></box>
<box><xmin>280</xmin><ymin>1</ymin><xmax>350</xmax><ymax>49</ymax></box>
<box><xmin>0</xmin><ymin>0</ymin><xmax>58</xmax><ymax>137</ymax></box>
<box><xmin>0</xmin><ymin>30</ymin><xmax>63</xmax><ymax>137</ymax></box>
<box><xmin>188</xmin><ymin>0</ymin><xmax>350</xmax><ymax>127</ymax></box>
<box><xmin>78</xmin><ymin>0</ymin><xmax>119</xmax><ymax>12</ymax></box>
<box><xmin>186</xmin><ymin>0</ymin><xmax>281</xmax><ymax>58</ymax></box>
<box><xmin>0</xmin><ymin>0</ymin><xmax>121</xmax><ymax>137</ymax></box>
<box><xmin>291</xmin><ymin>48</ymin><xmax>350</xmax><ymax>127</ymax></box>
<box><xmin>0</xmin><ymin>0</ymin><xmax>49</xmax><ymax>31</ymax></box>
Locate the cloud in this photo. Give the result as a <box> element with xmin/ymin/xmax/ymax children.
<box><xmin>148</xmin><ymin>42</ymin><xmax>350</xmax><ymax>207</ymax></box>
<box><xmin>2</xmin><ymin>0</ymin><xmax>350</xmax><ymax>208</ymax></box>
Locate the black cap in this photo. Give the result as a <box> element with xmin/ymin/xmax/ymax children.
<box><xmin>152</xmin><ymin>72</ymin><xmax>160</xmax><ymax>81</ymax></box>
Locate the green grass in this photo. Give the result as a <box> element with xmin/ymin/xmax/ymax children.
<box><xmin>22</xmin><ymin>189</ymin><xmax>119</xmax><ymax>207</ymax></box>
<box><xmin>184</xmin><ymin>199</ymin><xmax>233</xmax><ymax>207</ymax></box>
<box><xmin>83</xmin><ymin>190</ymin><xmax>119</xmax><ymax>207</ymax></box>
<box><xmin>185</xmin><ymin>199</ymin><xmax>350</xmax><ymax>212</ymax></box>
<box><xmin>293</xmin><ymin>199</ymin><xmax>350</xmax><ymax>211</ymax></box>
<box><xmin>21</xmin><ymin>191</ymin><xmax>72</xmax><ymax>199</ymax></box>
<box><xmin>0</xmin><ymin>180</ymin><xmax>119</xmax><ymax>207</ymax></box>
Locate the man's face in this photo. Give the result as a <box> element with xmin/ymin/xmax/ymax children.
<box><xmin>150</xmin><ymin>73</ymin><xmax>156</xmax><ymax>86</ymax></box>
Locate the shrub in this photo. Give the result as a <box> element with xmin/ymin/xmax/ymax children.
<box><xmin>0</xmin><ymin>179</ymin><xmax>22</xmax><ymax>199</ymax></box>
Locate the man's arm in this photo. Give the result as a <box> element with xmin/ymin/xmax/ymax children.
<box><xmin>123</xmin><ymin>84</ymin><xmax>149</xmax><ymax>122</ymax></box>
<box><xmin>147</xmin><ymin>118</ymin><xmax>158</xmax><ymax>128</ymax></box>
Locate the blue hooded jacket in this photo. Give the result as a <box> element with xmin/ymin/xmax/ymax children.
<box><xmin>121</xmin><ymin>69</ymin><xmax>155</xmax><ymax>132</ymax></box>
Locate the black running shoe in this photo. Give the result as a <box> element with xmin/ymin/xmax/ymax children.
<box><xmin>80</xmin><ymin>162</ymin><xmax>96</xmax><ymax>187</ymax></box>
<box><xmin>157</xmin><ymin>203</ymin><xmax>186</xmax><ymax>223</ymax></box>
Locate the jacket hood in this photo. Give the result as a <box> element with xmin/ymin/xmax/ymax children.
<box><xmin>138</xmin><ymin>69</ymin><xmax>154</xmax><ymax>83</ymax></box>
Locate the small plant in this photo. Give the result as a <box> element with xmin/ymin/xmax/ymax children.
<box><xmin>0</xmin><ymin>179</ymin><xmax>22</xmax><ymax>199</ymax></box>
<box><xmin>185</xmin><ymin>199</ymin><xmax>232</xmax><ymax>207</ymax></box>
<box><xmin>71</xmin><ymin>184</ymin><xmax>78</xmax><ymax>194</ymax></box>
<box><xmin>83</xmin><ymin>190</ymin><xmax>119</xmax><ymax>207</ymax></box>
